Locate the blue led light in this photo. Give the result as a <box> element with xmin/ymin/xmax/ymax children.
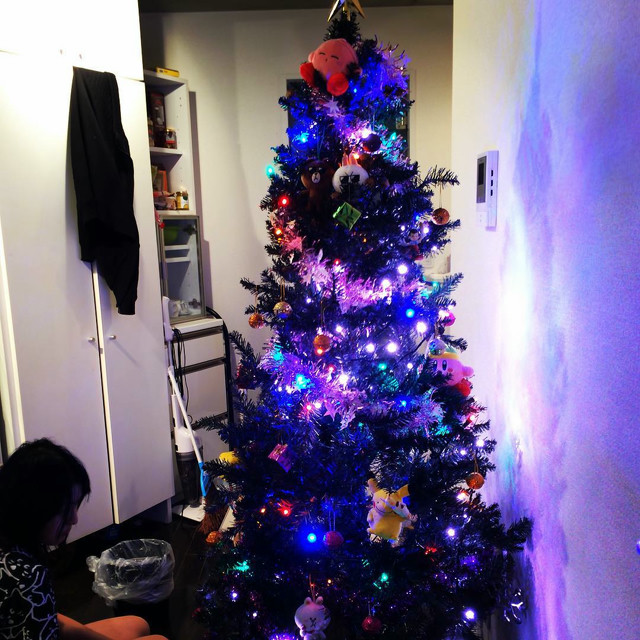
<box><xmin>307</xmin><ymin>533</ymin><xmax>317</xmax><ymax>543</ymax></box>
<box><xmin>405</xmin><ymin>308</ymin><xmax>415</xmax><ymax>318</ymax></box>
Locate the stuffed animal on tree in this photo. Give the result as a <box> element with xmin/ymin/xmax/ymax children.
<box><xmin>300</xmin><ymin>38</ymin><xmax>360</xmax><ymax>96</ymax></box>
<box><xmin>332</xmin><ymin>153</ymin><xmax>369</xmax><ymax>199</ymax></box>
<box><xmin>294</xmin><ymin>596</ymin><xmax>331</xmax><ymax>640</ymax></box>
<box><xmin>429</xmin><ymin>348</ymin><xmax>474</xmax><ymax>396</ymax></box>
<box><xmin>366</xmin><ymin>478</ymin><xmax>415</xmax><ymax>545</ymax></box>
<box><xmin>300</xmin><ymin>158</ymin><xmax>335</xmax><ymax>213</ymax></box>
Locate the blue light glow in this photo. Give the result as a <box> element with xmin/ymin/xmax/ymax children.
<box><xmin>307</xmin><ymin>532</ymin><xmax>317</xmax><ymax>543</ymax></box>
<box><xmin>405</xmin><ymin>308</ymin><xmax>416</xmax><ymax>318</ymax></box>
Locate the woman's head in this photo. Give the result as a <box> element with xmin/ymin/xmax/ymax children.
<box><xmin>0</xmin><ymin>438</ymin><xmax>90</xmax><ymax>550</ymax></box>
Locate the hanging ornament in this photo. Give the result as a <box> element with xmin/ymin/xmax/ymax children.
<box><xmin>333</xmin><ymin>202</ymin><xmax>362</xmax><ymax>230</ymax></box>
<box><xmin>273</xmin><ymin>301</ymin><xmax>292</xmax><ymax>318</ymax></box>
<box><xmin>248</xmin><ymin>312</ymin><xmax>265</xmax><ymax>329</ymax></box>
<box><xmin>295</xmin><ymin>595</ymin><xmax>331</xmax><ymax>640</ymax></box>
<box><xmin>466</xmin><ymin>471</ymin><xmax>485</xmax><ymax>490</ymax></box>
<box><xmin>274</xmin><ymin>283</ymin><xmax>292</xmax><ymax>319</ymax></box>
<box><xmin>361</xmin><ymin>615</ymin><xmax>383</xmax><ymax>634</ymax></box>
<box><xmin>268</xmin><ymin>443</ymin><xmax>295</xmax><ymax>472</ymax></box>
<box><xmin>323</xmin><ymin>530</ymin><xmax>344</xmax><ymax>548</ymax></box>
<box><xmin>438</xmin><ymin>308</ymin><xmax>456</xmax><ymax>326</ymax></box>
<box><xmin>314</xmin><ymin>334</ymin><xmax>332</xmax><ymax>355</ymax></box>
<box><xmin>432</xmin><ymin>183</ymin><xmax>450</xmax><ymax>225</ymax></box>
<box><xmin>249</xmin><ymin>288</ymin><xmax>265</xmax><ymax>328</ymax></box>
<box><xmin>362</xmin><ymin>132</ymin><xmax>382</xmax><ymax>152</ymax></box>
<box><xmin>427</xmin><ymin>336</ymin><xmax>447</xmax><ymax>356</ymax></box>
<box><xmin>432</xmin><ymin>207</ymin><xmax>450</xmax><ymax>225</ymax></box>
<box><xmin>466</xmin><ymin>455</ymin><xmax>485</xmax><ymax>489</ymax></box>
<box><xmin>314</xmin><ymin>301</ymin><xmax>332</xmax><ymax>355</ymax></box>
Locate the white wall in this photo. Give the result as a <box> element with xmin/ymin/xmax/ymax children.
<box><xmin>451</xmin><ymin>1</ymin><xmax>640</xmax><ymax>639</ymax></box>
<box><xmin>139</xmin><ymin>7</ymin><xmax>453</xmax><ymax>346</ymax></box>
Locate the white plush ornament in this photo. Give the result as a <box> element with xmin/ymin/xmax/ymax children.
<box><xmin>332</xmin><ymin>153</ymin><xmax>369</xmax><ymax>195</ymax></box>
<box><xmin>294</xmin><ymin>595</ymin><xmax>331</xmax><ymax>640</ymax></box>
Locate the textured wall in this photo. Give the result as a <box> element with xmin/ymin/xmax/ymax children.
<box><xmin>451</xmin><ymin>1</ymin><xmax>640</xmax><ymax>638</ymax></box>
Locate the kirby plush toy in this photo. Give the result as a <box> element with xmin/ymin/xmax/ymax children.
<box><xmin>300</xmin><ymin>38</ymin><xmax>360</xmax><ymax>96</ymax></box>
<box><xmin>294</xmin><ymin>595</ymin><xmax>331</xmax><ymax>640</ymax></box>
<box><xmin>366</xmin><ymin>478</ymin><xmax>415</xmax><ymax>545</ymax></box>
<box><xmin>429</xmin><ymin>348</ymin><xmax>474</xmax><ymax>396</ymax></box>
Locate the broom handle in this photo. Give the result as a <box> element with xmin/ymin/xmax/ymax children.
<box><xmin>168</xmin><ymin>367</ymin><xmax>203</xmax><ymax>465</ymax></box>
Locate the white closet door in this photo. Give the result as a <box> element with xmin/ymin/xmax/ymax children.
<box><xmin>94</xmin><ymin>77</ymin><xmax>175</xmax><ymax>523</ymax></box>
<box><xmin>0</xmin><ymin>55</ymin><xmax>113</xmax><ymax>540</ymax></box>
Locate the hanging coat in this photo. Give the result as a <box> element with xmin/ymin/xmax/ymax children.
<box><xmin>69</xmin><ymin>66</ymin><xmax>140</xmax><ymax>315</ymax></box>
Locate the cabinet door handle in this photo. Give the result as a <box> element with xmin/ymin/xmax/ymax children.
<box><xmin>87</xmin><ymin>337</ymin><xmax>96</xmax><ymax>342</ymax></box>
<box><xmin>108</xmin><ymin>335</ymin><xmax>117</xmax><ymax>340</ymax></box>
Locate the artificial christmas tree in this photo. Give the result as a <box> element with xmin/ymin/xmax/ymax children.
<box><xmin>195</xmin><ymin>8</ymin><xmax>531</xmax><ymax>640</ymax></box>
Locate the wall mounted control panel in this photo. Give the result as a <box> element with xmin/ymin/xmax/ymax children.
<box><xmin>476</xmin><ymin>150</ymin><xmax>498</xmax><ymax>229</ymax></box>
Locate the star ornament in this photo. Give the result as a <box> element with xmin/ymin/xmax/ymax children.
<box><xmin>328</xmin><ymin>0</ymin><xmax>366</xmax><ymax>22</ymax></box>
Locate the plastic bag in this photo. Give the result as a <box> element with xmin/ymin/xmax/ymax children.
<box><xmin>87</xmin><ymin>539</ymin><xmax>175</xmax><ymax>606</ymax></box>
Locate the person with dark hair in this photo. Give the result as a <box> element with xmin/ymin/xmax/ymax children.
<box><xmin>0</xmin><ymin>438</ymin><xmax>168</xmax><ymax>640</ymax></box>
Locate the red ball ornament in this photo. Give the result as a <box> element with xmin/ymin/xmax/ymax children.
<box><xmin>362</xmin><ymin>615</ymin><xmax>383</xmax><ymax>634</ymax></box>
<box><xmin>432</xmin><ymin>207</ymin><xmax>450</xmax><ymax>225</ymax></box>
<box><xmin>466</xmin><ymin>471</ymin><xmax>485</xmax><ymax>490</ymax></box>
<box><xmin>273</xmin><ymin>301</ymin><xmax>292</xmax><ymax>319</ymax></box>
<box><xmin>313</xmin><ymin>334</ymin><xmax>332</xmax><ymax>355</ymax></box>
<box><xmin>248</xmin><ymin>312</ymin><xmax>265</xmax><ymax>328</ymax></box>
<box><xmin>323</xmin><ymin>530</ymin><xmax>344</xmax><ymax>548</ymax></box>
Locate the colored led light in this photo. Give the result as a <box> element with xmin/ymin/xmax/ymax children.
<box><xmin>405</xmin><ymin>308</ymin><xmax>415</xmax><ymax>318</ymax></box>
<box><xmin>416</xmin><ymin>321</ymin><xmax>427</xmax><ymax>333</ymax></box>
<box><xmin>366</xmin><ymin>343</ymin><xmax>375</xmax><ymax>353</ymax></box>
<box><xmin>307</xmin><ymin>533</ymin><xmax>317</xmax><ymax>543</ymax></box>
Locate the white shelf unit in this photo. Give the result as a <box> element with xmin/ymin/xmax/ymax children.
<box><xmin>144</xmin><ymin>70</ymin><xmax>195</xmax><ymax>211</ymax></box>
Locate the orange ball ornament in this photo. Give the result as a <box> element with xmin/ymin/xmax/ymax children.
<box><xmin>432</xmin><ymin>207</ymin><xmax>450</xmax><ymax>225</ymax></box>
<box><xmin>313</xmin><ymin>334</ymin><xmax>332</xmax><ymax>355</ymax></box>
<box><xmin>466</xmin><ymin>471</ymin><xmax>485</xmax><ymax>490</ymax></box>
<box><xmin>248</xmin><ymin>312</ymin><xmax>265</xmax><ymax>328</ymax></box>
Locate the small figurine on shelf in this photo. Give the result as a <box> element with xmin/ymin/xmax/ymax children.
<box><xmin>176</xmin><ymin>190</ymin><xmax>189</xmax><ymax>210</ymax></box>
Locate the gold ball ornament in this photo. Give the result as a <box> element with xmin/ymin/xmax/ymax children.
<box><xmin>273</xmin><ymin>301</ymin><xmax>292</xmax><ymax>319</ymax></box>
<box><xmin>248</xmin><ymin>312</ymin><xmax>265</xmax><ymax>328</ymax></box>
<box><xmin>466</xmin><ymin>471</ymin><xmax>485</xmax><ymax>490</ymax></box>
<box><xmin>432</xmin><ymin>207</ymin><xmax>450</xmax><ymax>225</ymax></box>
<box><xmin>313</xmin><ymin>334</ymin><xmax>332</xmax><ymax>355</ymax></box>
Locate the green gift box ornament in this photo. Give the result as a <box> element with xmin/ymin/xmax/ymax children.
<box><xmin>333</xmin><ymin>202</ymin><xmax>362</xmax><ymax>230</ymax></box>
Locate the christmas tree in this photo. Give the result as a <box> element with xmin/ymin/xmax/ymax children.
<box><xmin>195</xmin><ymin>8</ymin><xmax>531</xmax><ymax>640</ymax></box>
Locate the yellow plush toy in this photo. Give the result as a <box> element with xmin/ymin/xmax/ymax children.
<box><xmin>366</xmin><ymin>478</ymin><xmax>415</xmax><ymax>545</ymax></box>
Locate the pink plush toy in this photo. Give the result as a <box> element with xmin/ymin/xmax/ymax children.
<box><xmin>300</xmin><ymin>38</ymin><xmax>359</xmax><ymax>96</ymax></box>
<box><xmin>429</xmin><ymin>349</ymin><xmax>474</xmax><ymax>396</ymax></box>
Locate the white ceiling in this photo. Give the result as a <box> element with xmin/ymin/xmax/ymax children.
<box><xmin>138</xmin><ymin>0</ymin><xmax>451</xmax><ymax>14</ymax></box>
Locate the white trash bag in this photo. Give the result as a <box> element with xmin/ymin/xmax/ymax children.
<box><xmin>87</xmin><ymin>539</ymin><xmax>175</xmax><ymax>606</ymax></box>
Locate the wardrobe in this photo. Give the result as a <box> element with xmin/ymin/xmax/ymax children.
<box><xmin>0</xmin><ymin>0</ymin><xmax>175</xmax><ymax>540</ymax></box>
